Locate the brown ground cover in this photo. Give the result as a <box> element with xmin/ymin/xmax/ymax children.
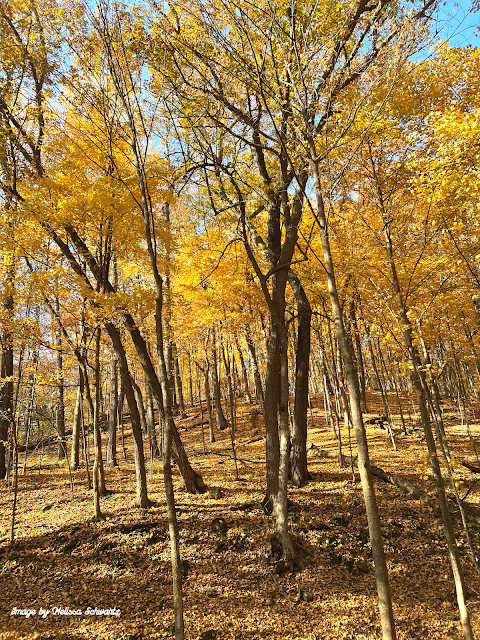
<box><xmin>1</xmin><ymin>392</ymin><xmax>480</xmax><ymax>640</ymax></box>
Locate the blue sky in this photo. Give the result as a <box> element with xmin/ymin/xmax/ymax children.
<box><xmin>436</xmin><ymin>1</ymin><xmax>480</xmax><ymax>47</ymax></box>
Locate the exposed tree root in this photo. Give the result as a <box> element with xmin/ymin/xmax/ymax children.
<box><xmin>269</xmin><ymin>532</ymin><xmax>312</xmax><ymax>575</ymax></box>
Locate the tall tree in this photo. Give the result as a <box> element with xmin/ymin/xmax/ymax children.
<box><xmin>153</xmin><ymin>0</ymin><xmax>441</xmax><ymax>636</ymax></box>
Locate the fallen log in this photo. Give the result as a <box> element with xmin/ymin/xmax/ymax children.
<box><xmin>18</xmin><ymin>429</ymin><xmax>73</xmax><ymax>453</ymax></box>
<box><xmin>316</xmin><ymin>449</ymin><xmax>480</xmax><ymax>524</ymax></box>
<box><xmin>462</xmin><ymin>461</ymin><xmax>480</xmax><ymax>475</ymax></box>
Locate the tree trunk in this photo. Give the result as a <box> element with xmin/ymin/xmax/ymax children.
<box><xmin>222</xmin><ymin>342</ymin><xmax>239</xmax><ymax>478</ymax></box>
<box><xmin>143</xmin><ymin>224</ymin><xmax>206</xmax><ymax>495</ymax></box>
<box><xmin>173</xmin><ymin>343</ymin><xmax>187</xmax><ymax>418</ymax></box>
<box><xmin>367</xmin><ymin>337</ymin><xmax>396</xmax><ymax>450</ymax></box>
<box><xmin>105</xmin><ymin>321</ymin><xmax>150</xmax><ymax>507</ymax></box>
<box><xmin>119</xmin><ymin>383</ymin><xmax>127</xmax><ymax>460</ymax></box>
<box><xmin>385</xmin><ymin>344</ymin><xmax>407</xmax><ymax>434</ymax></box>
<box><xmin>418</xmin><ymin>332</ymin><xmax>446</xmax><ymax>440</ymax></box>
<box><xmin>55</xmin><ymin>298</ymin><xmax>66</xmax><ymax>461</ymax></box>
<box><xmin>387</xmin><ymin>243</ymin><xmax>473</xmax><ymax>640</ymax></box>
<box><xmin>274</xmin><ymin>323</ymin><xmax>295</xmax><ymax>560</ymax></box>
<box><xmin>145</xmin><ymin>380</ymin><xmax>160</xmax><ymax>458</ymax></box>
<box><xmin>22</xmin><ymin>343</ymin><xmax>39</xmax><ymax>475</ymax></box>
<box><xmin>211</xmin><ymin>327</ymin><xmax>229</xmax><ymax>431</ymax></box>
<box><xmin>93</xmin><ymin>327</ymin><xmax>102</xmax><ymax>520</ymax></box>
<box><xmin>287</xmin><ymin>270</ymin><xmax>311</xmax><ymax>488</ymax></box>
<box><xmin>188</xmin><ymin>353</ymin><xmax>194</xmax><ymax>407</ymax></box>
<box><xmin>117</xmin><ymin>311</ymin><xmax>206</xmax><ymax>493</ymax></box>
<box><xmin>154</xmin><ymin>266</ymin><xmax>185</xmax><ymax>639</ymax></box>
<box><xmin>55</xmin><ymin>225</ymin><xmax>205</xmax><ymax>496</ymax></box>
<box><xmin>350</xmin><ymin>297</ymin><xmax>367</xmax><ymax>413</ymax></box>
<box><xmin>370</xmin><ymin>146</ymin><xmax>473</xmax><ymax>638</ymax></box>
<box><xmin>245</xmin><ymin>328</ymin><xmax>264</xmax><ymax>410</ymax></box>
<box><xmin>133</xmin><ymin>380</ymin><xmax>148</xmax><ymax>435</ymax></box>
<box><xmin>107</xmin><ymin>353</ymin><xmax>118</xmax><ymax>466</ymax></box>
<box><xmin>234</xmin><ymin>334</ymin><xmax>252</xmax><ymax>404</ymax></box>
<box><xmin>167</xmin><ymin>342</ymin><xmax>177</xmax><ymax>412</ymax></box>
<box><xmin>203</xmin><ymin>360</ymin><xmax>215</xmax><ymax>443</ymax></box>
<box><xmin>240</xmin><ymin>171</ymin><xmax>307</xmax><ymax>564</ymax></box>
<box><xmin>262</xmin><ymin>320</ymin><xmax>281</xmax><ymax>513</ymax></box>
<box><xmin>71</xmin><ymin>371</ymin><xmax>83</xmax><ymax>471</ymax></box>
<box><xmin>310</xmin><ymin>154</ymin><xmax>396</xmax><ymax>639</ymax></box>
<box><xmin>0</xmin><ymin>297</ymin><xmax>13</xmax><ymax>480</ymax></box>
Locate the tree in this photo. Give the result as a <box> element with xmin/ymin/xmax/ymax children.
<box><xmin>152</xmin><ymin>0</ymin><xmax>441</xmax><ymax>636</ymax></box>
<box><xmin>0</xmin><ymin>0</ymin><xmax>55</xmax><ymax>478</ymax></box>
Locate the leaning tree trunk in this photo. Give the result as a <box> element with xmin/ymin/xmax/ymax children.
<box><xmin>56</xmin><ymin>225</ymin><xmax>205</xmax><ymax>495</ymax></box>
<box><xmin>105</xmin><ymin>321</ymin><xmax>150</xmax><ymax>507</ymax></box>
<box><xmin>122</xmin><ymin>310</ymin><xmax>206</xmax><ymax>494</ymax></box>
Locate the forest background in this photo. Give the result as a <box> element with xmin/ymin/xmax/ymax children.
<box><xmin>2</xmin><ymin>1</ymin><xmax>480</xmax><ymax>640</ymax></box>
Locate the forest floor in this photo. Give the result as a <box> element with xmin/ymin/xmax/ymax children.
<box><xmin>1</xmin><ymin>391</ymin><xmax>480</xmax><ymax>640</ymax></box>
